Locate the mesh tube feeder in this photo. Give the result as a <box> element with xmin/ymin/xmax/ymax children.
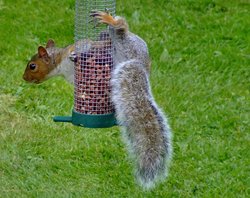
<box><xmin>53</xmin><ymin>0</ymin><xmax>116</xmax><ymax>128</ymax></box>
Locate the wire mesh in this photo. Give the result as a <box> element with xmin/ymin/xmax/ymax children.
<box><xmin>74</xmin><ymin>0</ymin><xmax>116</xmax><ymax>115</ymax></box>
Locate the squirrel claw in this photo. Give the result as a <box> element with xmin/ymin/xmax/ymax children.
<box><xmin>90</xmin><ymin>10</ymin><xmax>116</xmax><ymax>26</ymax></box>
<box><xmin>90</xmin><ymin>10</ymin><xmax>106</xmax><ymax>17</ymax></box>
<box><xmin>89</xmin><ymin>11</ymin><xmax>107</xmax><ymax>27</ymax></box>
<box><xmin>89</xmin><ymin>10</ymin><xmax>101</xmax><ymax>17</ymax></box>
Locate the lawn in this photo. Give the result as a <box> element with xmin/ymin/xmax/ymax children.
<box><xmin>0</xmin><ymin>0</ymin><xmax>249</xmax><ymax>197</ymax></box>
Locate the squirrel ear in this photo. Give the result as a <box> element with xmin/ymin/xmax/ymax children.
<box><xmin>46</xmin><ymin>39</ymin><xmax>55</xmax><ymax>48</ymax></box>
<box><xmin>38</xmin><ymin>46</ymin><xmax>48</xmax><ymax>58</ymax></box>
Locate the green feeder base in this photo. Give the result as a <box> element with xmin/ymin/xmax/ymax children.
<box><xmin>53</xmin><ymin>110</ymin><xmax>116</xmax><ymax>128</ymax></box>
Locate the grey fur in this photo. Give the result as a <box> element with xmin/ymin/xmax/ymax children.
<box><xmin>110</xmin><ymin>16</ymin><xmax>151</xmax><ymax>74</ymax></box>
<box><xmin>111</xmin><ymin>61</ymin><xmax>172</xmax><ymax>189</ymax></box>
<box><xmin>106</xmin><ymin>15</ymin><xmax>173</xmax><ymax>189</ymax></box>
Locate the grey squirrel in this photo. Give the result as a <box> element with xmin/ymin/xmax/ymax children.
<box><xmin>91</xmin><ymin>11</ymin><xmax>172</xmax><ymax>189</ymax></box>
<box><xmin>23</xmin><ymin>39</ymin><xmax>75</xmax><ymax>84</ymax></box>
<box><xmin>23</xmin><ymin>11</ymin><xmax>172</xmax><ymax>190</ymax></box>
<box><xmin>23</xmin><ymin>39</ymin><xmax>109</xmax><ymax>84</ymax></box>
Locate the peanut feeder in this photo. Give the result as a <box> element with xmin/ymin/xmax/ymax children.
<box><xmin>54</xmin><ymin>0</ymin><xmax>116</xmax><ymax>128</ymax></box>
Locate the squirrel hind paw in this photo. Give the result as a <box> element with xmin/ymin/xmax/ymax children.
<box><xmin>90</xmin><ymin>10</ymin><xmax>116</xmax><ymax>26</ymax></box>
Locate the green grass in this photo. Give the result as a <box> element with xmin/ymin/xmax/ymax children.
<box><xmin>0</xmin><ymin>0</ymin><xmax>249</xmax><ymax>197</ymax></box>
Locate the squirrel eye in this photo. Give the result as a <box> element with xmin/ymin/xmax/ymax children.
<box><xmin>29</xmin><ymin>63</ymin><xmax>37</xmax><ymax>70</ymax></box>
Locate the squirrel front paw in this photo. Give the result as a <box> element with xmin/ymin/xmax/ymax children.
<box><xmin>90</xmin><ymin>10</ymin><xmax>117</xmax><ymax>26</ymax></box>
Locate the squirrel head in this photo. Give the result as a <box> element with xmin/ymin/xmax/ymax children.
<box><xmin>23</xmin><ymin>39</ymin><xmax>56</xmax><ymax>84</ymax></box>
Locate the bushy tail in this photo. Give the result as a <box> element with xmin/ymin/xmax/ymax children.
<box><xmin>111</xmin><ymin>60</ymin><xmax>172</xmax><ymax>189</ymax></box>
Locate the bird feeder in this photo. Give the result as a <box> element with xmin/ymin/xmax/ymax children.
<box><xmin>53</xmin><ymin>0</ymin><xmax>116</xmax><ymax>128</ymax></box>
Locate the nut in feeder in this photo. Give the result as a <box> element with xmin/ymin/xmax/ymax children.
<box><xmin>53</xmin><ymin>0</ymin><xmax>116</xmax><ymax>128</ymax></box>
